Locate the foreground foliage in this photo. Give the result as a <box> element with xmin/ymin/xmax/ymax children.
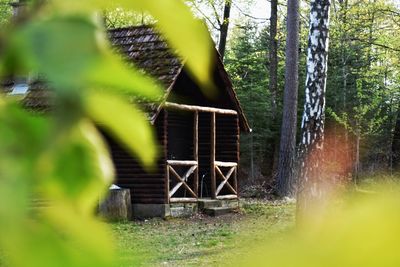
<box><xmin>0</xmin><ymin>1</ymin><xmax>212</xmax><ymax>266</ymax></box>
<box><xmin>234</xmin><ymin>187</ymin><xmax>400</xmax><ymax>267</ymax></box>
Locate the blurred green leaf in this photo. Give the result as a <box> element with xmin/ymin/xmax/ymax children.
<box><xmin>85</xmin><ymin>91</ymin><xmax>158</xmax><ymax>167</ymax></box>
<box><xmin>87</xmin><ymin>52</ymin><xmax>163</xmax><ymax>100</ymax></box>
<box><xmin>0</xmin><ymin>100</ymin><xmax>39</xmax><ymax>229</ymax></box>
<box><xmin>3</xmin><ymin>206</ymin><xmax>114</xmax><ymax>267</ymax></box>
<box><xmin>231</xmin><ymin>189</ymin><xmax>400</xmax><ymax>267</ymax></box>
<box><xmin>43</xmin><ymin>204</ymin><xmax>114</xmax><ymax>267</ymax></box>
<box><xmin>40</xmin><ymin>120</ymin><xmax>114</xmax><ymax>214</ymax></box>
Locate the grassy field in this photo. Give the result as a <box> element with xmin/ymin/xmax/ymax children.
<box><xmin>110</xmin><ymin>200</ymin><xmax>295</xmax><ymax>267</ymax></box>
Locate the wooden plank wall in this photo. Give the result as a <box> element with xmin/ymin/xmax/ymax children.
<box><xmin>102</xmin><ymin>110</ymin><xmax>167</xmax><ymax>204</ymax></box>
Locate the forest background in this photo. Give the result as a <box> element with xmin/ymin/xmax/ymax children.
<box><xmin>186</xmin><ymin>0</ymin><xmax>400</xmax><ymax>193</ymax></box>
<box><xmin>107</xmin><ymin>0</ymin><xmax>400</xmax><ymax>193</ymax></box>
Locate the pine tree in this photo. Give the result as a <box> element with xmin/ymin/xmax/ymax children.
<box><xmin>276</xmin><ymin>0</ymin><xmax>300</xmax><ymax>197</ymax></box>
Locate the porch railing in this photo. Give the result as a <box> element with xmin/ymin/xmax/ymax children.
<box><xmin>213</xmin><ymin>161</ymin><xmax>238</xmax><ymax>199</ymax></box>
<box><xmin>167</xmin><ymin>160</ymin><xmax>198</xmax><ymax>203</ymax></box>
<box><xmin>165</xmin><ymin>106</ymin><xmax>239</xmax><ymax>202</ymax></box>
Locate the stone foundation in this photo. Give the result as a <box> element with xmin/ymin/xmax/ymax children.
<box><xmin>132</xmin><ymin>204</ymin><xmax>170</xmax><ymax>219</ymax></box>
<box><xmin>131</xmin><ymin>199</ymin><xmax>239</xmax><ymax>219</ymax></box>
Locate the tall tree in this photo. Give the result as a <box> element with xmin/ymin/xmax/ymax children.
<box><xmin>276</xmin><ymin>0</ymin><xmax>300</xmax><ymax>197</ymax></box>
<box><xmin>392</xmin><ymin>102</ymin><xmax>400</xmax><ymax>169</ymax></box>
<box><xmin>189</xmin><ymin>0</ymin><xmax>232</xmax><ymax>60</ymax></box>
<box><xmin>268</xmin><ymin>0</ymin><xmax>278</xmax><ymax>117</ymax></box>
<box><xmin>218</xmin><ymin>0</ymin><xmax>232</xmax><ymax>59</ymax></box>
<box><xmin>266</xmin><ymin>0</ymin><xmax>279</xmax><ymax>175</ymax></box>
<box><xmin>297</xmin><ymin>0</ymin><xmax>331</xmax><ymax>219</ymax></box>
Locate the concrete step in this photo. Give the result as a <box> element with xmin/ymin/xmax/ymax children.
<box><xmin>198</xmin><ymin>199</ymin><xmax>222</xmax><ymax>209</ymax></box>
<box><xmin>169</xmin><ymin>204</ymin><xmax>197</xmax><ymax>217</ymax></box>
<box><xmin>220</xmin><ymin>199</ymin><xmax>239</xmax><ymax>209</ymax></box>
<box><xmin>203</xmin><ymin>207</ymin><xmax>235</xmax><ymax>216</ymax></box>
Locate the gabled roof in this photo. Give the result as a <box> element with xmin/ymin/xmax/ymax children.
<box><xmin>2</xmin><ymin>25</ymin><xmax>250</xmax><ymax>132</ymax></box>
<box><xmin>109</xmin><ymin>25</ymin><xmax>250</xmax><ymax>132</ymax></box>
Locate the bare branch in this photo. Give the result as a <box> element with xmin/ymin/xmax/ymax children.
<box><xmin>232</xmin><ymin>1</ymin><xmax>268</xmax><ymax>21</ymax></box>
<box><xmin>350</xmin><ymin>37</ymin><xmax>400</xmax><ymax>52</ymax></box>
<box><xmin>191</xmin><ymin>3</ymin><xmax>221</xmax><ymax>30</ymax></box>
<box><xmin>209</xmin><ymin>1</ymin><xmax>222</xmax><ymax>26</ymax></box>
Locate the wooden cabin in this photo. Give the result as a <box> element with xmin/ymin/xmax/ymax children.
<box><xmin>104</xmin><ymin>26</ymin><xmax>250</xmax><ymax>217</ymax></box>
<box><xmin>2</xmin><ymin>25</ymin><xmax>250</xmax><ymax>217</ymax></box>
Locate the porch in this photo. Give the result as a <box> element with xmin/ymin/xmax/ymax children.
<box><xmin>164</xmin><ymin>102</ymin><xmax>240</xmax><ymax>204</ymax></box>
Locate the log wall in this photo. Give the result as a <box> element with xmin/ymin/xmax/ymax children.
<box><xmin>102</xmin><ymin>111</ymin><xmax>167</xmax><ymax>204</ymax></box>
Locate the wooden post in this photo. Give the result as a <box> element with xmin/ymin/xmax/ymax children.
<box><xmin>233</xmin><ymin>166</ymin><xmax>238</xmax><ymax>196</ymax></box>
<box><xmin>164</xmin><ymin>110</ymin><xmax>170</xmax><ymax>204</ymax></box>
<box><xmin>236</xmin><ymin>115</ymin><xmax>240</xmax><ymax>195</ymax></box>
<box><xmin>166</xmin><ymin>164</ymin><xmax>170</xmax><ymax>203</ymax></box>
<box><xmin>211</xmin><ymin>112</ymin><xmax>216</xmax><ymax>199</ymax></box>
<box><xmin>193</xmin><ymin>111</ymin><xmax>199</xmax><ymax>198</ymax></box>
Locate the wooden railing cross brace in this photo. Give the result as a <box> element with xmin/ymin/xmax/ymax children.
<box><xmin>168</xmin><ymin>165</ymin><xmax>197</xmax><ymax>198</ymax></box>
<box><xmin>215</xmin><ymin>165</ymin><xmax>237</xmax><ymax>195</ymax></box>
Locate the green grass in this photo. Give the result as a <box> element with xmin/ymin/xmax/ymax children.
<box><xmin>110</xmin><ymin>200</ymin><xmax>295</xmax><ymax>267</ymax></box>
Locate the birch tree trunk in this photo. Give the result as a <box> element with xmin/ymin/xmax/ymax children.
<box><xmin>297</xmin><ymin>0</ymin><xmax>331</xmax><ymax>221</ymax></box>
<box><xmin>276</xmin><ymin>0</ymin><xmax>300</xmax><ymax>197</ymax></box>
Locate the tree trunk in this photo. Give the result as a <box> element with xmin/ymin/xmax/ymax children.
<box><xmin>269</xmin><ymin>0</ymin><xmax>278</xmax><ymax>118</ymax></box>
<box><xmin>341</xmin><ymin>0</ymin><xmax>350</xmax><ymax>179</ymax></box>
<box><xmin>266</xmin><ymin>0</ymin><xmax>279</xmax><ymax>177</ymax></box>
<box><xmin>218</xmin><ymin>0</ymin><xmax>232</xmax><ymax>60</ymax></box>
<box><xmin>99</xmin><ymin>188</ymin><xmax>132</xmax><ymax>221</ymax></box>
<box><xmin>276</xmin><ymin>0</ymin><xmax>300</xmax><ymax>197</ymax></box>
<box><xmin>354</xmin><ymin>132</ymin><xmax>360</xmax><ymax>183</ymax></box>
<box><xmin>391</xmin><ymin>103</ymin><xmax>400</xmax><ymax>169</ymax></box>
<box><xmin>297</xmin><ymin>0</ymin><xmax>331</xmax><ymax>221</ymax></box>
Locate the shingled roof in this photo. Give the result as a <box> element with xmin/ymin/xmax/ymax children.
<box><xmin>108</xmin><ymin>26</ymin><xmax>183</xmax><ymax>89</ymax></box>
<box><xmin>2</xmin><ymin>25</ymin><xmax>250</xmax><ymax>131</ymax></box>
